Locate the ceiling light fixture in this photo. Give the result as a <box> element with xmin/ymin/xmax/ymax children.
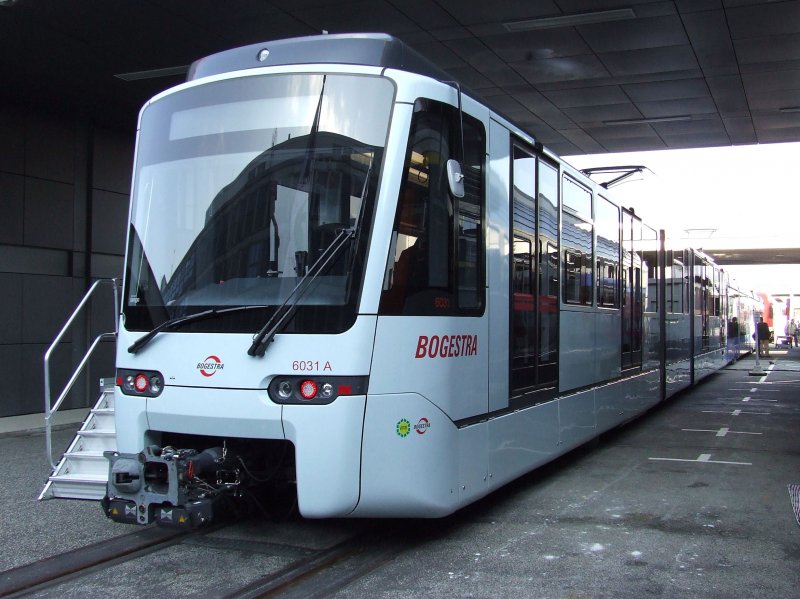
<box><xmin>115</xmin><ymin>66</ymin><xmax>189</xmax><ymax>81</ymax></box>
<box><xmin>504</xmin><ymin>8</ymin><xmax>636</xmax><ymax>32</ymax></box>
<box><xmin>603</xmin><ymin>115</ymin><xmax>692</xmax><ymax>126</ymax></box>
<box><xmin>779</xmin><ymin>106</ymin><xmax>800</xmax><ymax>113</ymax></box>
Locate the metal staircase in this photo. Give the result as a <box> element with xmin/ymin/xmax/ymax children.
<box><xmin>38</xmin><ymin>278</ymin><xmax>119</xmax><ymax>501</ymax></box>
<box><xmin>38</xmin><ymin>379</ymin><xmax>117</xmax><ymax>500</ymax></box>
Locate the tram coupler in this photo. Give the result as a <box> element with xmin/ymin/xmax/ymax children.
<box><xmin>102</xmin><ymin>445</ymin><xmax>234</xmax><ymax>528</ymax></box>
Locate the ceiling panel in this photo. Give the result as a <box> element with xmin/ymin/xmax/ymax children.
<box><xmin>443</xmin><ymin>38</ymin><xmax>528</xmax><ymax>87</ymax></box>
<box><xmin>557</xmin><ymin>0</ymin><xmax>674</xmax><ymax>14</ymax></box>
<box><xmin>562</xmin><ymin>103</ymin><xmax>641</xmax><ymax>124</ymax></box>
<box><xmin>757</xmin><ymin>127</ymin><xmax>800</xmax><ymax>143</ymax></box>
<box><xmin>705</xmin><ymin>76</ymin><xmax>749</xmax><ymax>116</ymax></box>
<box><xmin>726</xmin><ymin>2</ymin><xmax>800</xmax><ymax>38</ymax></box>
<box><xmin>651</xmin><ymin>115</ymin><xmax>726</xmax><ymax>136</ymax></box>
<box><xmin>662</xmin><ymin>131</ymin><xmax>733</xmax><ymax>148</ymax></box>
<box><xmin>480</xmin><ymin>29</ymin><xmax>591</xmax><ymax>63</ymax></box>
<box><xmin>747</xmin><ymin>89</ymin><xmax>800</xmax><ymax>112</ymax></box>
<box><xmin>637</xmin><ymin>96</ymin><xmax>718</xmax><ymax>119</ymax></box>
<box><xmin>0</xmin><ymin>0</ymin><xmax>798</xmax><ymax>155</ymax></box>
<box><xmin>622</xmin><ymin>78</ymin><xmax>709</xmax><ymax>102</ymax></box>
<box><xmin>576</xmin><ymin>16</ymin><xmax>687</xmax><ymax>53</ymax></box>
<box><xmin>435</xmin><ymin>0</ymin><xmax>559</xmax><ymax>26</ymax></box>
<box><xmin>289</xmin><ymin>1</ymin><xmax>420</xmax><ymax>35</ymax></box>
<box><xmin>735</xmin><ymin>34</ymin><xmax>800</xmax><ymax>65</ymax></box>
<box><xmin>559</xmin><ymin>128</ymin><xmax>606</xmax><ymax>153</ymax></box>
<box><xmin>513</xmin><ymin>55</ymin><xmax>610</xmax><ymax>85</ymax></box>
<box><xmin>387</xmin><ymin>0</ymin><xmax>461</xmax><ymax>30</ymax></box>
<box><xmin>585</xmin><ymin>122</ymin><xmax>657</xmax><ymax>140</ymax></box>
<box><xmin>675</xmin><ymin>0</ymin><xmax>722</xmax><ymax>12</ymax></box>
<box><xmin>721</xmin><ymin>117</ymin><xmax>757</xmax><ymax>144</ymax></box>
<box><xmin>542</xmin><ymin>85</ymin><xmax>629</xmax><ymax>108</ymax></box>
<box><xmin>741</xmin><ymin>69</ymin><xmax>800</xmax><ymax>93</ymax></box>
<box><xmin>599</xmin><ymin>46</ymin><xmax>699</xmax><ymax>77</ymax></box>
<box><xmin>681</xmin><ymin>9</ymin><xmax>739</xmax><ymax>76</ymax></box>
<box><xmin>598</xmin><ymin>136</ymin><xmax>667</xmax><ymax>152</ymax></box>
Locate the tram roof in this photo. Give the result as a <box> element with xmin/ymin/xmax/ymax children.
<box><xmin>188</xmin><ymin>33</ymin><xmax>453</xmax><ymax>83</ymax></box>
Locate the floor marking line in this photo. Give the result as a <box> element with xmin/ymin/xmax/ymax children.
<box><xmin>649</xmin><ymin>455</ymin><xmax>752</xmax><ymax>466</ymax></box>
<box><xmin>742</xmin><ymin>398</ymin><xmax>778</xmax><ymax>402</ymax></box>
<box><xmin>701</xmin><ymin>409</ymin><xmax>771</xmax><ymax>415</ymax></box>
<box><xmin>680</xmin><ymin>428</ymin><xmax>762</xmax><ymax>436</ymax></box>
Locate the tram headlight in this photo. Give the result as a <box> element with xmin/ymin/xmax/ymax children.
<box><xmin>148</xmin><ymin>375</ymin><xmax>163</xmax><ymax>395</ymax></box>
<box><xmin>277</xmin><ymin>379</ymin><xmax>293</xmax><ymax>399</ymax></box>
<box><xmin>117</xmin><ymin>369</ymin><xmax>165</xmax><ymax>397</ymax></box>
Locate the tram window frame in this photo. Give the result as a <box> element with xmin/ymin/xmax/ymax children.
<box><xmin>379</xmin><ymin>98</ymin><xmax>486</xmax><ymax>316</ymax></box>
<box><xmin>671</xmin><ymin>258</ymin><xmax>685</xmax><ymax>314</ymax></box>
<box><xmin>642</xmin><ymin>225</ymin><xmax>658</xmax><ymax>314</ymax></box>
<box><xmin>621</xmin><ymin>208</ymin><xmax>644</xmax><ymax>369</ymax></box>
<box><xmin>561</xmin><ymin>176</ymin><xmax>593</xmax><ymax>306</ymax></box>
<box><xmin>595</xmin><ymin>195</ymin><xmax>620</xmax><ymax>309</ymax></box>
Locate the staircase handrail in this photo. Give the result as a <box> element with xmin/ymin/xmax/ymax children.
<box><xmin>44</xmin><ymin>278</ymin><xmax>119</xmax><ymax>470</ymax></box>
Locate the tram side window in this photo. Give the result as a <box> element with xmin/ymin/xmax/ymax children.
<box><xmin>561</xmin><ymin>177</ymin><xmax>593</xmax><ymax>306</ymax></box>
<box><xmin>380</xmin><ymin>99</ymin><xmax>485</xmax><ymax>316</ymax></box>
<box><xmin>596</xmin><ymin>196</ymin><xmax>619</xmax><ymax>308</ymax></box>
<box><xmin>672</xmin><ymin>260</ymin><xmax>685</xmax><ymax>314</ymax></box>
<box><xmin>642</xmin><ymin>225</ymin><xmax>658</xmax><ymax>313</ymax></box>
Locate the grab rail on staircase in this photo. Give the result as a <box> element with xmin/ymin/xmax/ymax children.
<box><xmin>44</xmin><ymin>278</ymin><xmax>119</xmax><ymax>470</ymax></box>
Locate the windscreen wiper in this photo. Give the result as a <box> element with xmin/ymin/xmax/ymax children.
<box><xmin>247</xmin><ymin>227</ymin><xmax>354</xmax><ymax>357</ymax></box>
<box><xmin>129</xmin><ymin>306</ymin><xmax>262</xmax><ymax>354</ymax></box>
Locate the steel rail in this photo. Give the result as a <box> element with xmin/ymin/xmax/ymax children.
<box><xmin>0</xmin><ymin>526</ymin><xmax>186</xmax><ymax>597</ymax></box>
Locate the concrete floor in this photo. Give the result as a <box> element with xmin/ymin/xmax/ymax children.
<box><xmin>2</xmin><ymin>351</ymin><xmax>799</xmax><ymax>597</ymax></box>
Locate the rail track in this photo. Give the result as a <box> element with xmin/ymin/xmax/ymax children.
<box><xmin>0</xmin><ymin>515</ymin><xmax>433</xmax><ymax>598</ymax></box>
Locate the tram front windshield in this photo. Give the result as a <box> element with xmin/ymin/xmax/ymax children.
<box><xmin>123</xmin><ymin>73</ymin><xmax>394</xmax><ymax>334</ymax></box>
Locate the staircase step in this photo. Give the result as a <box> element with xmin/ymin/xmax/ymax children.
<box><xmin>42</xmin><ymin>379</ymin><xmax>117</xmax><ymax>502</ymax></box>
<box><xmin>65</xmin><ymin>449</ymin><xmax>106</xmax><ymax>458</ymax></box>
<box><xmin>84</xmin><ymin>411</ymin><xmax>115</xmax><ymax>429</ymax></box>
<box><xmin>49</xmin><ymin>472</ymin><xmax>107</xmax><ymax>483</ymax></box>
<box><xmin>96</xmin><ymin>394</ymin><xmax>115</xmax><ymax>410</ymax></box>
<box><xmin>63</xmin><ymin>452</ymin><xmax>110</xmax><ymax>476</ymax></box>
<box><xmin>77</xmin><ymin>429</ymin><xmax>115</xmax><ymax>437</ymax></box>
<box><xmin>74</xmin><ymin>430</ymin><xmax>117</xmax><ymax>452</ymax></box>
<box><xmin>47</xmin><ymin>473</ymin><xmax>107</xmax><ymax>500</ymax></box>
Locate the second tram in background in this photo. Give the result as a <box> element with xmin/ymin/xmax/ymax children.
<box><xmin>102</xmin><ymin>33</ymin><xmax>758</xmax><ymax>526</ymax></box>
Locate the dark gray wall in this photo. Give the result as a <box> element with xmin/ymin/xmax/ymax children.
<box><xmin>0</xmin><ymin>101</ymin><xmax>133</xmax><ymax>417</ymax></box>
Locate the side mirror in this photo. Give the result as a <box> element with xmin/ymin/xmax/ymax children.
<box><xmin>446</xmin><ymin>159</ymin><xmax>465</xmax><ymax>198</ymax></box>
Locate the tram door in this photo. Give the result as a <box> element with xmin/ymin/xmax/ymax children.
<box><xmin>510</xmin><ymin>143</ymin><xmax>559</xmax><ymax>405</ymax></box>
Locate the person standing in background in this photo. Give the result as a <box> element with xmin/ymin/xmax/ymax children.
<box><xmin>757</xmin><ymin>317</ymin><xmax>771</xmax><ymax>357</ymax></box>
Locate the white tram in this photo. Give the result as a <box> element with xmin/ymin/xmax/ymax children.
<box><xmin>103</xmin><ymin>33</ymin><xmax>754</xmax><ymax>526</ymax></box>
